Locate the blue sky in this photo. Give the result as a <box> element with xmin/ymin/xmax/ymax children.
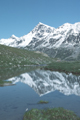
<box><xmin>0</xmin><ymin>0</ymin><xmax>80</xmax><ymax>39</ymax></box>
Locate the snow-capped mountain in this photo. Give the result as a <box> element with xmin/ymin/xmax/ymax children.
<box><xmin>0</xmin><ymin>22</ymin><xmax>80</xmax><ymax>60</ymax></box>
<box><xmin>0</xmin><ymin>33</ymin><xmax>34</xmax><ymax>48</ymax></box>
<box><xmin>0</xmin><ymin>22</ymin><xmax>54</xmax><ymax>48</ymax></box>
<box><xmin>27</xmin><ymin>22</ymin><xmax>80</xmax><ymax>48</ymax></box>
<box><xmin>26</xmin><ymin>22</ymin><xmax>80</xmax><ymax>61</ymax></box>
<box><xmin>8</xmin><ymin>70</ymin><xmax>80</xmax><ymax>96</ymax></box>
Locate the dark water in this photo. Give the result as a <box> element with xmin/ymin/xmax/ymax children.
<box><xmin>0</xmin><ymin>69</ymin><xmax>80</xmax><ymax>120</ymax></box>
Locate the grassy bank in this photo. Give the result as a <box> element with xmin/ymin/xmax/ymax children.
<box><xmin>43</xmin><ymin>61</ymin><xmax>80</xmax><ymax>75</ymax></box>
<box><xmin>0</xmin><ymin>44</ymin><xmax>52</xmax><ymax>68</ymax></box>
<box><xmin>0</xmin><ymin>80</ymin><xmax>13</xmax><ymax>87</ymax></box>
<box><xmin>23</xmin><ymin>108</ymin><xmax>80</xmax><ymax>120</ymax></box>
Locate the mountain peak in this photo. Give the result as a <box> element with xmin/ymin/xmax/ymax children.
<box><xmin>63</xmin><ymin>22</ymin><xmax>72</xmax><ymax>25</ymax></box>
<box><xmin>38</xmin><ymin>22</ymin><xmax>49</xmax><ymax>26</ymax></box>
<box><xmin>74</xmin><ymin>22</ymin><xmax>80</xmax><ymax>28</ymax></box>
<box><xmin>60</xmin><ymin>23</ymin><xmax>72</xmax><ymax>28</ymax></box>
<box><xmin>38</xmin><ymin>22</ymin><xmax>44</xmax><ymax>24</ymax></box>
<box><xmin>11</xmin><ymin>34</ymin><xmax>16</xmax><ymax>38</ymax></box>
<box><xmin>74</xmin><ymin>22</ymin><xmax>80</xmax><ymax>25</ymax></box>
<box><xmin>10</xmin><ymin>34</ymin><xmax>18</xmax><ymax>39</ymax></box>
<box><xmin>38</xmin><ymin>22</ymin><xmax>55</xmax><ymax>29</ymax></box>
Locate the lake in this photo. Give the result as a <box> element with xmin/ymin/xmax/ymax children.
<box><xmin>0</xmin><ymin>68</ymin><xmax>80</xmax><ymax>120</ymax></box>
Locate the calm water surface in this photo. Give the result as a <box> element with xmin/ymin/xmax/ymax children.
<box><xmin>0</xmin><ymin>69</ymin><xmax>80</xmax><ymax>120</ymax></box>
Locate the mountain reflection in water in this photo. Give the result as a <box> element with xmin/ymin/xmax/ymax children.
<box><xmin>8</xmin><ymin>70</ymin><xmax>80</xmax><ymax>96</ymax></box>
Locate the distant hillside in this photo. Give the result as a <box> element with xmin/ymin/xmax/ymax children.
<box><xmin>0</xmin><ymin>44</ymin><xmax>53</xmax><ymax>68</ymax></box>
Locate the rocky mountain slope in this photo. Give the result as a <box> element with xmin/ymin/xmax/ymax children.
<box><xmin>26</xmin><ymin>22</ymin><xmax>80</xmax><ymax>61</ymax></box>
<box><xmin>0</xmin><ymin>22</ymin><xmax>54</xmax><ymax>48</ymax></box>
<box><xmin>8</xmin><ymin>69</ymin><xmax>80</xmax><ymax>96</ymax></box>
<box><xmin>0</xmin><ymin>22</ymin><xmax>80</xmax><ymax>60</ymax></box>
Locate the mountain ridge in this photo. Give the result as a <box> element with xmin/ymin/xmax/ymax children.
<box><xmin>0</xmin><ymin>22</ymin><xmax>80</xmax><ymax>60</ymax></box>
